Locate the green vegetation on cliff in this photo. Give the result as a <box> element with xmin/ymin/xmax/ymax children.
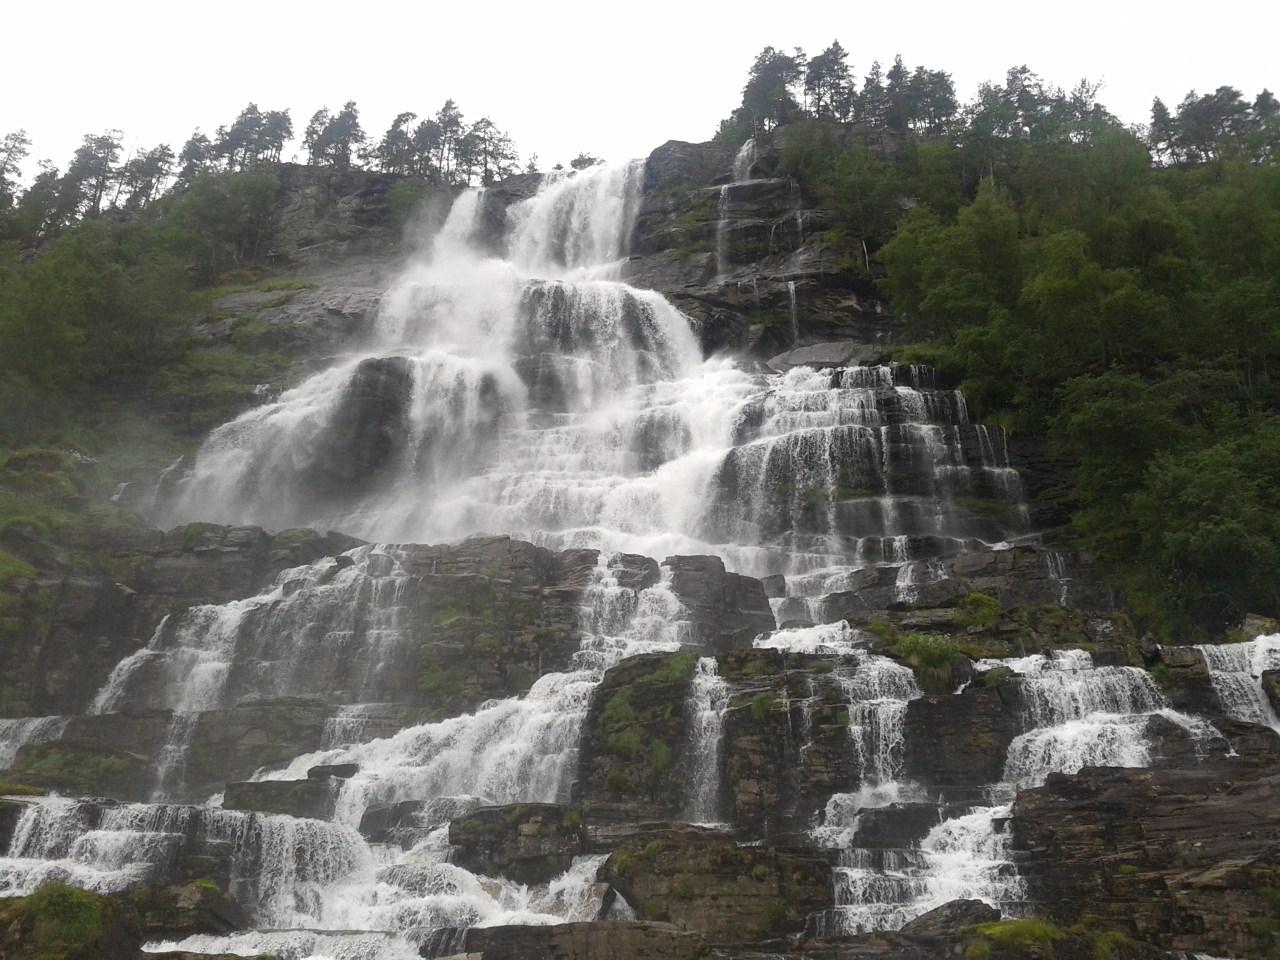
<box><xmin>722</xmin><ymin>45</ymin><xmax>1280</xmax><ymax>633</ymax></box>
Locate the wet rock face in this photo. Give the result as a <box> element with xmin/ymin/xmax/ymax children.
<box><xmin>1012</xmin><ymin>758</ymin><xmax>1280</xmax><ymax>957</ymax></box>
<box><xmin>718</xmin><ymin>650</ymin><xmax>853</xmax><ymax>838</ymax></box>
<box><xmin>455</xmin><ymin>920</ymin><xmax>708</xmax><ymax>960</ymax></box>
<box><xmin>303</xmin><ymin>355</ymin><xmax>415</xmax><ymax>496</ymax></box>
<box><xmin>223</xmin><ymin>778</ymin><xmax>337</xmax><ymax>820</ymax></box>
<box><xmin>448</xmin><ymin>803</ymin><xmax>587</xmax><ymax>885</ymax></box>
<box><xmin>576</xmin><ymin>653</ymin><xmax>698</xmax><ymax>825</ymax></box>
<box><xmin>0</xmin><ymin>523</ymin><xmax>363</xmax><ymax>717</ymax></box>
<box><xmin>903</xmin><ymin>685</ymin><xmax>1019</xmax><ymax>798</ymax></box>
<box><xmin>600</xmin><ymin>826</ymin><xmax>831</xmax><ymax>943</ymax></box>
<box><xmin>6</xmin><ymin>699</ymin><xmax>329</xmax><ymax>802</ymax></box>
<box><xmin>663</xmin><ymin>556</ymin><xmax>774</xmax><ymax>654</ymax></box>
<box><xmin>576</xmin><ymin>649</ymin><xmax>855</xmax><ymax>837</ymax></box>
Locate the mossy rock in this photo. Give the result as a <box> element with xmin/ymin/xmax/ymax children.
<box><xmin>0</xmin><ymin>883</ymin><xmax>141</xmax><ymax>960</ymax></box>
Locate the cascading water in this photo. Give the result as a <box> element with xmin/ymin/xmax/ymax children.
<box><xmin>1194</xmin><ymin>635</ymin><xmax>1280</xmax><ymax>731</ymax></box>
<box><xmin>0</xmin><ymin>717</ymin><xmax>68</xmax><ymax>770</ymax></box>
<box><xmin>1</xmin><ymin>554</ymin><xmax>679</xmax><ymax>954</ymax></box>
<box><xmin>801</xmin><ymin>646</ymin><xmax>1227</xmax><ymax>935</ymax></box>
<box><xmin>152</xmin><ymin>164</ymin><xmax>1028</xmax><ymax>604</ymax></box>
<box><xmin>681</xmin><ymin>657</ymin><xmax>729</xmax><ymax>823</ymax></box>
<box><xmin>0</xmin><ymin>159</ymin><xmax>1101</xmax><ymax>955</ymax></box>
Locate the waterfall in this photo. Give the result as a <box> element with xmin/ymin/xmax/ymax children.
<box><xmin>732</xmin><ymin>138</ymin><xmax>756</xmax><ymax>181</ymax></box>
<box><xmin>715</xmin><ymin>184</ymin><xmax>731</xmax><ymax>279</ymax></box>
<box><xmin>0</xmin><ymin>554</ymin><xmax>686</xmax><ymax>952</ymax></box>
<box><xmin>809</xmin><ymin>647</ymin><xmax>1226</xmax><ymax>935</ymax></box>
<box><xmin>1194</xmin><ymin>635</ymin><xmax>1280</xmax><ymax>731</ymax></box>
<box><xmin>682</xmin><ymin>657</ymin><xmax>729</xmax><ymax>823</ymax></box>
<box><xmin>787</xmin><ymin>280</ymin><xmax>798</xmax><ymax>342</ymax></box>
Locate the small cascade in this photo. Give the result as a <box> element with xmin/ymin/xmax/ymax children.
<box><xmin>787</xmin><ymin>280</ymin><xmax>798</xmax><ymax>343</ymax></box>
<box><xmin>805</xmin><ymin>646</ymin><xmax>1227</xmax><ymax>935</ymax></box>
<box><xmin>835</xmin><ymin>652</ymin><xmax>921</xmax><ymax>790</ymax></box>
<box><xmin>1194</xmin><ymin>635</ymin><xmax>1280</xmax><ymax>731</ymax></box>
<box><xmin>682</xmin><ymin>658</ymin><xmax>729</xmax><ymax>823</ymax></box>
<box><xmin>732</xmin><ymin>138</ymin><xmax>756</xmax><ymax>181</ymax></box>
<box><xmin>0</xmin><ymin>716</ymin><xmax>68</xmax><ymax>769</ymax></box>
<box><xmin>715</xmin><ymin>184</ymin><xmax>731</xmax><ymax>278</ymax></box>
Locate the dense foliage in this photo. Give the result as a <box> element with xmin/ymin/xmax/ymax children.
<box><xmin>722</xmin><ymin>46</ymin><xmax>1280</xmax><ymax>633</ymax></box>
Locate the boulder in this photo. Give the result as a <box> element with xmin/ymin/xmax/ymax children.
<box><xmin>576</xmin><ymin>653</ymin><xmax>698</xmax><ymax>825</ymax></box>
<box><xmin>452</xmin><ymin>921</ymin><xmax>707</xmax><ymax>960</ymax></box>
<box><xmin>663</xmin><ymin>555</ymin><xmax>773</xmax><ymax>653</ymax></box>
<box><xmin>600</xmin><ymin>826</ymin><xmax>830</xmax><ymax>943</ymax></box>
<box><xmin>1263</xmin><ymin>669</ymin><xmax>1280</xmax><ymax>717</ymax></box>
<box><xmin>448</xmin><ymin>803</ymin><xmax>587</xmax><ymax>885</ymax></box>
<box><xmin>1012</xmin><ymin>758</ymin><xmax>1280</xmax><ymax>957</ymax></box>
<box><xmin>766</xmin><ymin>340</ymin><xmax>888</xmax><ymax>372</ymax></box>
<box><xmin>360</xmin><ymin>796</ymin><xmax>483</xmax><ymax>848</ymax></box>
<box><xmin>903</xmin><ymin>685</ymin><xmax>1019</xmax><ymax>798</ymax></box>
<box><xmin>126</xmin><ymin>881</ymin><xmax>248</xmax><ymax>940</ymax></box>
<box><xmin>308</xmin><ymin>762</ymin><xmax>358</xmax><ymax>779</ymax></box>
<box><xmin>223</xmin><ymin>778</ymin><xmax>336</xmax><ymax>820</ymax></box>
<box><xmin>899</xmin><ymin>898</ymin><xmax>1000</xmax><ymax>937</ymax></box>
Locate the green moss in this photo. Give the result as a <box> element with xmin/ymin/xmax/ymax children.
<box><xmin>1090</xmin><ymin>930</ymin><xmax>1136</xmax><ymax>960</ymax></box>
<box><xmin>763</xmin><ymin>898</ymin><xmax>790</xmax><ymax>931</ymax></box>
<box><xmin>0</xmin><ymin>782</ymin><xmax>47</xmax><ymax>795</ymax></box>
<box><xmin>0</xmin><ymin>883</ymin><xmax>122</xmax><ymax>960</ymax></box>
<box><xmin>647</xmin><ymin>650</ymin><xmax>699</xmax><ymax>685</ymax></box>
<box><xmin>966</xmin><ymin>918</ymin><xmax>1065</xmax><ymax>959</ymax></box>
<box><xmin>650</xmin><ymin>739</ymin><xmax>672</xmax><ymax>774</ymax></box>
<box><xmin>611</xmin><ymin>850</ymin><xmax>636</xmax><ymax>878</ymax></box>
<box><xmin>865</xmin><ymin>617</ymin><xmax>900</xmax><ymax>642</ymax></box>
<box><xmin>671</xmin><ymin>874</ymin><xmax>695</xmax><ymax>899</ymax></box>
<box><xmin>1116</xmin><ymin>863</ymin><xmax>1140</xmax><ymax>875</ymax></box>
<box><xmin>751</xmin><ymin>863</ymin><xmax>771</xmax><ymax>881</ymax></box>
<box><xmin>749</xmin><ymin>692</ymin><xmax>778</xmax><ymax>723</ymax></box>
<box><xmin>605</xmin><ymin>768</ymin><xmax>629</xmax><ymax>794</ymax></box>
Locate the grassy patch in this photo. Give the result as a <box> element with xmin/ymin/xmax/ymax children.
<box><xmin>965</xmin><ymin>918</ymin><xmax>1065</xmax><ymax>959</ymax></box>
<box><xmin>890</xmin><ymin>632</ymin><xmax>960</xmax><ymax>693</ymax></box>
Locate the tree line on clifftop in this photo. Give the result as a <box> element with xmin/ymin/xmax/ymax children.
<box><xmin>1</xmin><ymin>47</ymin><xmax>1279</xmax><ymax>635</ymax></box>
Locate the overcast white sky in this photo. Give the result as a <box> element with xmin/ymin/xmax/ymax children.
<box><xmin>4</xmin><ymin>0</ymin><xmax>1277</xmax><ymax>180</ymax></box>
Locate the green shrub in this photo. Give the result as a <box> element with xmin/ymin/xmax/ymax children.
<box><xmin>980</xmin><ymin>666</ymin><xmax>1014</xmax><ymax>687</ymax></box>
<box><xmin>891</xmin><ymin>632</ymin><xmax>959</xmax><ymax>693</ymax></box>
<box><xmin>963</xmin><ymin>591</ymin><xmax>1002</xmax><ymax>628</ymax></box>
<box><xmin>671</xmin><ymin>874</ymin><xmax>695</xmax><ymax>899</ymax></box>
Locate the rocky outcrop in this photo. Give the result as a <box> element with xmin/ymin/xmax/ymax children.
<box><xmin>449</xmin><ymin>920</ymin><xmax>707</xmax><ymax>960</ymax></box>
<box><xmin>1012</xmin><ymin>758</ymin><xmax>1280</xmax><ymax>958</ymax></box>
<box><xmin>664</xmin><ymin>556</ymin><xmax>774</xmax><ymax>653</ymax></box>
<box><xmin>903</xmin><ymin>684</ymin><xmax>1019</xmax><ymax>797</ymax></box>
<box><xmin>719</xmin><ymin>651</ymin><xmax>853</xmax><ymax>837</ymax></box>
<box><xmin>0</xmin><ymin>523</ymin><xmax>362</xmax><ymax>717</ymax></box>
<box><xmin>576</xmin><ymin>653</ymin><xmax>699</xmax><ymax>824</ymax></box>
<box><xmin>270</xmin><ymin>162</ymin><xmax>421</xmax><ymax>266</ymax></box>
<box><xmin>303</xmin><ymin>355</ymin><xmax>414</xmax><ymax>496</ymax></box>
<box><xmin>600</xmin><ymin>826</ymin><xmax>830</xmax><ymax>942</ymax></box>
<box><xmin>448</xmin><ymin>803</ymin><xmax>587</xmax><ymax>885</ymax></box>
<box><xmin>223</xmin><ymin>777</ymin><xmax>337</xmax><ymax>820</ymax></box>
<box><xmin>626</xmin><ymin>137</ymin><xmax>900</xmax><ymax>359</ymax></box>
<box><xmin>7</xmin><ymin>698</ymin><xmax>328</xmax><ymax>801</ymax></box>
